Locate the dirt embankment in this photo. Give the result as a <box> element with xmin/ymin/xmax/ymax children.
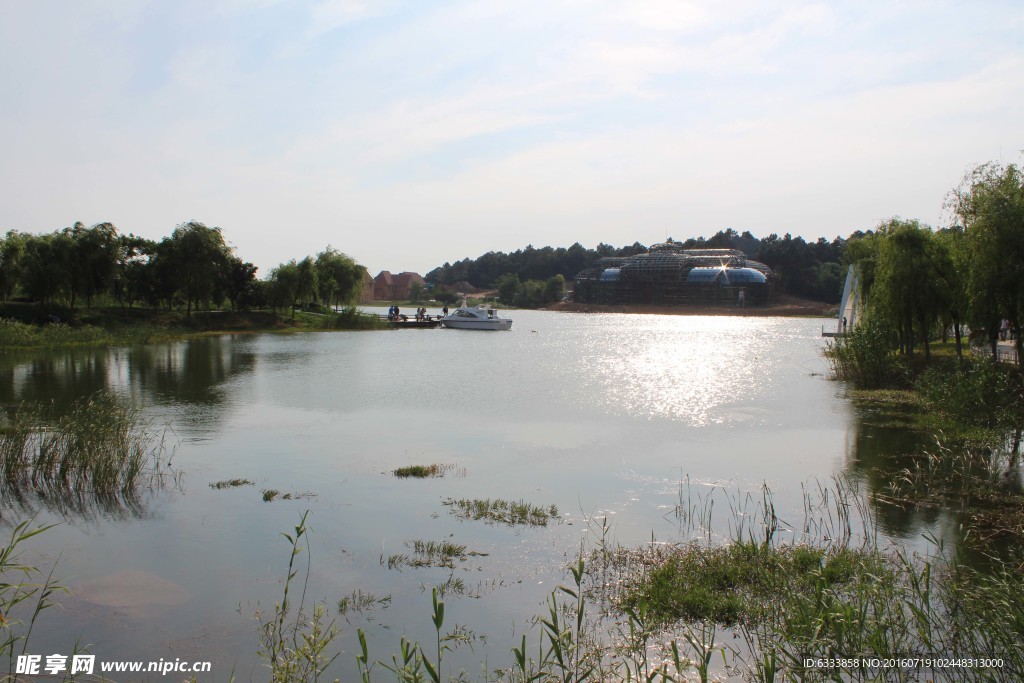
<box><xmin>547</xmin><ymin>294</ymin><xmax>835</xmax><ymax>317</ymax></box>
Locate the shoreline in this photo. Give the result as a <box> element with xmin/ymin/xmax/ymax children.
<box><xmin>546</xmin><ymin>294</ymin><xmax>836</xmax><ymax>318</ymax></box>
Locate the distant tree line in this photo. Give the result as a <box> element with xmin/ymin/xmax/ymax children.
<box><xmin>0</xmin><ymin>221</ymin><xmax>366</xmax><ymax>317</ymax></box>
<box><xmin>425</xmin><ymin>232</ymin><xmax>848</xmax><ymax>306</ymax></box>
<box><xmin>849</xmin><ymin>161</ymin><xmax>1024</xmax><ymax>362</ymax></box>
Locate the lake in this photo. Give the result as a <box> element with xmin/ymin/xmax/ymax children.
<box><xmin>0</xmin><ymin>311</ymin><xmax>953</xmax><ymax>680</ymax></box>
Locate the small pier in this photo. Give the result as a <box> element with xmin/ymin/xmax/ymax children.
<box><xmin>379</xmin><ymin>314</ymin><xmax>443</xmax><ymax>329</ymax></box>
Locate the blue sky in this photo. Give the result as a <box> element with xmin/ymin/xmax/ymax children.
<box><xmin>2</xmin><ymin>1</ymin><xmax>1022</xmax><ymax>276</ymax></box>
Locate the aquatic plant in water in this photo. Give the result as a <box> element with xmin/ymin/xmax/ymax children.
<box><xmin>385</xmin><ymin>540</ymin><xmax>472</xmax><ymax>569</ymax></box>
<box><xmin>442</xmin><ymin>498</ymin><xmax>559</xmax><ymax>526</ymax></box>
<box><xmin>210</xmin><ymin>478</ymin><xmax>255</xmax><ymax>489</ymax></box>
<box><xmin>0</xmin><ymin>393</ymin><xmax>171</xmax><ymax>515</ymax></box>
<box><xmin>0</xmin><ymin>522</ymin><xmax>65</xmax><ymax>678</ymax></box>
<box><xmin>392</xmin><ymin>463</ymin><xmax>459</xmax><ymax>478</ymax></box>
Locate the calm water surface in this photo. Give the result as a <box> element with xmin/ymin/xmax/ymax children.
<box><xmin>0</xmin><ymin>312</ymin><xmax>949</xmax><ymax>679</ymax></box>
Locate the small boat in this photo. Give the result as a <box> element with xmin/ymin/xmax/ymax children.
<box><xmin>441</xmin><ymin>301</ymin><xmax>513</xmax><ymax>330</ymax></box>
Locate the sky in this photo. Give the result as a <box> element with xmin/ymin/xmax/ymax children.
<box><xmin>1</xmin><ymin>1</ymin><xmax>1022</xmax><ymax>277</ymax></box>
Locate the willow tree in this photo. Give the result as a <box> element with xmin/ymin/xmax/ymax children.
<box><xmin>930</xmin><ymin>227</ymin><xmax>969</xmax><ymax>358</ymax></box>
<box><xmin>166</xmin><ymin>221</ymin><xmax>232</xmax><ymax>316</ymax></box>
<box><xmin>268</xmin><ymin>257</ymin><xmax>317</xmax><ymax>319</ymax></box>
<box><xmin>314</xmin><ymin>247</ymin><xmax>363</xmax><ymax>309</ymax></box>
<box><xmin>865</xmin><ymin>219</ymin><xmax>945</xmax><ymax>359</ymax></box>
<box><xmin>67</xmin><ymin>222</ymin><xmax>119</xmax><ymax>307</ymax></box>
<box><xmin>0</xmin><ymin>231</ymin><xmax>26</xmax><ymax>301</ymax></box>
<box><xmin>951</xmin><ymin>162</ymin><xmax>1024</xmax><ymax>362</ymax></box>
<box><xmin>20</xmin><ymin>231</ymin><xmax>75</xmax><ymax>305</ymax></box>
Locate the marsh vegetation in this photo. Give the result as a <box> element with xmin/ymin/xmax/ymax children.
<box><xmin>0</xmin><ymin>393</ymin><xmax>170</xmax><ymax>515</ymax></box>
<box><xmin>247</xmin><ymin>478</ymin><xmax>1023</xmax><ymax>682</ymax></box>
<box><xmin>442</xmin><ymin>498</ymin><xmax>559</xmax><ymax>526</ymax></box>
<box><xmin>210</xmin><ymin>478</ymin><xmax>255</xmax><ymax>489</ymax></box>
<box><xmin>385</xmin><ymin>540</ymin><xmax>474</xmax><ymax>570</ymax></box>
<box><xmin>392</xmin><ymin>463</ymin><xmax>460</xmax><ymax>479</ymax></box>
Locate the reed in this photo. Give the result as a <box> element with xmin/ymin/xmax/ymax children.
<box><xmin>256</xmin><ymin>511</ymin><xmax>340</xmax><ymax>683</ymax></box>
<box><xmin>0</xmin><ymin>521</ymin><xmax>65</xmax><ymax>679</ymax></box>
<box><xmin>386</xmin><ymin>540</ymin><xmax>470</xmax><ymax>569</ymax></box>
<box><xmin>443</xmin><ymin>498</ymin><xmax>559</xmax><ymax>526</ymax></box>
<box><xmin>252</xmin><ymin>483</ymin><xmax>1024</xmax><ymax>683</ymax></box>
<box><xmin>392</xmin><ymin>463</ymin><xmax>457</xmax><ymax>479</ymax></box>
<box><xmin>337</xmin><ymin>590</ymin><xmax>391</xmax><ymax>617</ymax></box>
<box><xmin>916</xmin><ymin>355</ymin><xmax>1023</xmax><ymax>430</ymax></box>
<box><xmin>210</xmin><ymin>478</ymin><xmax>254</xmax><ymax>489</ymax></box>
<box><xmin>824</xmin><ymin>317</ymin><xmax>904</xmax><ymax>389</ymax></box>
<box><xmin>0</xmin><ymin>393</ymin><xmax>169</xmax><ymax>513</ymax></box>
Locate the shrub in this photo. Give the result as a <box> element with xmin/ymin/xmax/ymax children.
<box><xmin>916</xmin><ymin>356</ymin><xmax>1023</xmax><ymax>429</ymax></box>
<box><xmin>825</xmin><ymin>318</ymin><xmax>903</xmax><ymax>389</ymax></box>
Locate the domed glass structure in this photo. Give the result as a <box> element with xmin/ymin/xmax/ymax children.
<box><xmin>573</xmin><ymin>247</ymin><xmax>773</xmax><ymax>306</ymax></box>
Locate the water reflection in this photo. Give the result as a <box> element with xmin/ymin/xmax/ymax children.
<box><xmin>4</xmin><ymin>316</ymin><xmax>1018</xmax><ymax>675</ymax></box>
<box><xmin>845</xmin><ymin>398</ymin><xmax>1024</xmax><ymax>566</ymax></box>
<box><xmin>123</xmin><ymin>338</ymin><xmax>255</xmax><ymax>406</ymax></box>
<box><xmin>0</xmin><ymin>351</ymin><xmax>113</xmax><ymax>412</ymax></box>
<box><xmin>0</xmin><ymin>485</ymin><xmax>163</xmax><ymax>523</ymax></box>
<box><xmin>0</xmin><ymin>336</ymin><xmax>255</xmax><ymax>434</ymax></box>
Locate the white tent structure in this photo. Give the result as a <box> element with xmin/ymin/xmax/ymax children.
<box><xmin>824</xmin><ymin>265</ymin><xmax>861</xmax><ymax>337</ymax></box>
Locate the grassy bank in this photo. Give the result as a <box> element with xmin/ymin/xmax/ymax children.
<box><xmin>0</xmin><ymin>303</ymin><xmax>386</xmax><ymax>349</ymax></box>
<box><xmin>251</xmin><ymin>481</ymin><xmax>1023</xmax><ymax>682</ymax></box>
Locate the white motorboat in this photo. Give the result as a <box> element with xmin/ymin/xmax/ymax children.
<box><xmin>441</xmin><ymin>302</ymin><xmax>513</xmax><ymax>330</ymax></box>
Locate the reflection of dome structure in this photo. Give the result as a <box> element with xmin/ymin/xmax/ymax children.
<box><xmin>573</xmin><ymin>246</ymin><xmax>773</xmax><ymax>306</ymax></box>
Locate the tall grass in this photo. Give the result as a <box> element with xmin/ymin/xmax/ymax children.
<box><xmin>825</xmin><ymin>317</ymin><xmax>903</xmax><ymax>389</ymax></box>
<box><xmin>316</xmin><ymin>307</ymin><xmax>387</xmax><ymax>330</ymax></box>
<box><xmin>916</xmin><ymin>356</ymin><xmax>1024</xmax><ymax>430</ymax></box>
<box><xmin>392</xmin><ymin>463</ymin><xmax>459</xmax><ymax>479</ymax></box>
<box><xmin>443</xmin><ymin>498</ymin><xmax>559</xmax><ymax>526</ymax></box>
<box><xmin>256</xmin><ymin>511</ymin><xmax>340</xmax><ymax>683</ymax></box>
<box><xmin>0</xmin><ymin>393</ymin><xmax>170</xmax><ymax>514</ymax></box>
<box><xmin>0</xmin><ymin>521</ymin><xmax>65</xmax><ymax>680</ymax></box>
<box><xmin>593</xmin><ymin>481</ymin><xmax>1024</xmax><ymax>682</ymax></box>
<box><xmin>0</xmin><ymin>318</ymin><xmax>114</xmax><ymax>348</ymax></box>
<box><xmin>250</xmin><ymin>481</ymin><xmax>1023</xmax><ymax>683</ymax></box>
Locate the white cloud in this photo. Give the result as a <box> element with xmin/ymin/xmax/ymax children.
<box><xmin>308</xmin><ymin>0</ymin><xmax>399</xmax><ymax>33</ymax></box>
<box><xmin>2</xmin><ymin>0</ymin><xmax>1023</xmax><ymax>275</ymax></box>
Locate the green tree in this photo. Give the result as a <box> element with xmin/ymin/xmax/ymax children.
<box><xmin>930</xmin><ymin>227</ymin><xmax>969</xmax><ymax>358</ymax></box>
<box><xmin>296</xmin><ymin>256</ymin><xmax>318</xmax><ymax>309</ymax></box>
<box><xmin>20</xmin><ymin>232</ymin><xmax>74</xmax><ymax>305</ymax></box>
<box><xmin>116</xmin><ymin>234</ymin><xmax>158</xmax><ymax>308</ymax></box>
<box><xmin>0</xmin><ymin>231</ymin><xmax>27</xmax><ymax>301</ymax></box>
<box><xmin>68</xmin><ymin>222</ymin><xmax>119</xmax><ymax>307</ymax></box>
<box><xmin>314</xmin><ymin>247</ymin><xmax>364</xmax><ymax>308</ymax></box>
<box><xmin>496</xmin><ymin>273</ymin><xmax>521</xmax><ymax>305</ymax></box>
<box><xmin>167</xmin><ymin>221</ymin><xmax>232</xmax><ymax>316</ymax></box>
<box><xmin>544</xmin><ymin>274</ymin><xmax>565</xmax><ymax>303</ymax></box>
<box><xmin>869</xmin><ymin>219</ymin><xmax>944</xmax><ymax>359</ymax></box>
<box><xmin>950</xmin><ymin>161</ymin><xmax>1024</xmax><ymax>362</ymax></box>
<box><xmin>408</xmin><ymin>280</ymin><xmax>425</xmax><ymax>303</ymax></box>
<box><xmin>268</xmin><ymin>257</ymin><xmax>318</xmax><ymax>318</ymax></box>
<box><xmin>268</xmin><ymin>261</ymin><xmax>300</xmax><ymax>317</ymax></box>
<box><xmin>224</xmin><ymin>256</ymin><xmax>259</xmax><ymax>311</ymax></box>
